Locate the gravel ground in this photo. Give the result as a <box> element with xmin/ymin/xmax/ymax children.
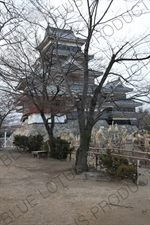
<box><xmin>0</xmin><ymin>148</ymin><xmax>150</xmax><ymax>225</ymax></box>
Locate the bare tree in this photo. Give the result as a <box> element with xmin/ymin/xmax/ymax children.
<box><xmin>1</xmin><ymin>40</ymin><xmax>64</xmax><ymax>134</ymax></box>
<box><xmin>0</xmin><ymin>0</ymin><xmax>150</xmax><ymax>172</ymax></box>
<box><xmin>0</xmin><ymin>89</ymin><xmax>14</xmax><ymax>128</ymax></box>
<box><xmin>58</xmin><ymin>0</ymin><xmax>150</xmax><ymax>172</ymax></box>
<box><xmin>0</xmin><ymin>15</ymin><xmax>73</xmax><ymax>149</ymax></box>
<box><xmin>0</xmin><ymin>0</ymin><xmax>26</xmax><ymax>44</ymax></box>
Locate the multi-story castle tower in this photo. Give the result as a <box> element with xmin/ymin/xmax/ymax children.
<box><xmin>16</xmin><ymin>26</ymin><xmax>141</xmax><ymax>127</ymax></box>
<box><xmin>16</xmin><ymin>26</ymin><xmax>101</xmax><ymax>124</ymax></box>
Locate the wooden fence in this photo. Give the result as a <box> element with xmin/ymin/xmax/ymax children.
<box><xmin>71</xmin><ymin>146</ymin><xmax>150</xmax><ymax>169</ymax></box>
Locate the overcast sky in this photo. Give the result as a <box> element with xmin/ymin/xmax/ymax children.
<box><xmin>1</xmin><ymin>0</ymin><xmax>150</xmax><ymax>112</ymax></box>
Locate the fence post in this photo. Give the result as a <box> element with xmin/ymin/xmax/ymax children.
<box><xmin>137</xmin><ymin>159</ymin><xmax>140</xmax><ymax>185</ymax></box>
<box><xmin>4</xmin><ymin>131</ymin><xmax>7</xmax><ymax>148</ymax></box>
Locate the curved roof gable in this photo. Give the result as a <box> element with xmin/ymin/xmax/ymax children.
<box><xmin>104</xmin><ymin>77</ymin><xmax>133</xmax><ymax>92</ymax></box>
<box><xmin>46</xmin><ymin>26</ymin><xmax>86</xmax><ymax>44</ymax></box>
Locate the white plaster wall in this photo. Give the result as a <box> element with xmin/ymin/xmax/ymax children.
<box><xmin>28</xmin><ymin>113</ymin><xmax>66</xmax><ymax>124</ymax></box>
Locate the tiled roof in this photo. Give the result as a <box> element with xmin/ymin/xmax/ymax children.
<box><xmin>103</xmin><ymin>99</ymin><xmax>142</xmax><ymax>107</ymax></box>
<box><xmin>70</xmin><ymin>83</ymin><xmax>97</xmax><ymax>93</ymax></box>
<box><xmin>104</xmin><ymin>77</ymin><xmax>133</xmax><ymax>92</ymax></box>
<box><xmin>46</xmin><ymin>26</ymin><xmax>86</xmax><ymax>44</ymax></box>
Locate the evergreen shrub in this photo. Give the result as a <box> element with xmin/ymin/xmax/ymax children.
<box><xmin>99</xmin><ymin>149</ymin><xmax>136</xmax><ymax>179</ymax></box>
<box><xmin>28</xmin><ymin>134</ymin><xmax>43</xmax><ymax>152</ymax></box>
<box><xmin>13</xmin><ymin>135</ymin><xmax>28</xmax><ymax>151</ymax></box>
<box><xmin>13</xmin><ymin>134</ymin><xmax>44</xmax><ymax>152</ymax></box>
<box><xmin>48</xmin><ymin>137</ymin><xmax>74</xmax><ymax>160</ymax></box>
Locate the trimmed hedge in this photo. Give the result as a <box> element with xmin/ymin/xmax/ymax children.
<box><xmin>13</xmin><ymin>135</ymin><xmax>28</xmax><ymax>151</ymax></box>
<box><xmin>13</xmin><ymin>134</ymin><xmax>43</xmax><ymax>152</ymax></box>
<box><xmin>45</xmin><ymin>137</ymin><xmax>74</xmax><ymax>160</ymax></box>
<box><xmin>13</xmin><ymin>134</ymin><xmax>74</xmax><ymax>160</ymax></box>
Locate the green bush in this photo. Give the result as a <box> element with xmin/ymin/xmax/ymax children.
<box><xmin>116</xmin><ymin>164</ymin><xmax>136</xmax><ymax>179</ymax></box>
<box><xmin>43</xmin><ymin>140</ymin><xmax>50</xmax><ymax>152</ymax></box>
<box><xmin>13</xmin><ymin>134</ymin><xmax>44</xmax><ymax>152</ymax></box>
<box><xmin>28</xmin><ymin>134</ymin><xmax>43</xmax><ymax>152</ymax></box>
<box><xmin>48</xmin><ymin>137</ymin><xmax>74</xmax><ymax>160</ymax></box>
<box><xmin>13</xmin><ymin>135</ymin><xmax>28</xmax><ymax>151</ymax></box>
<box><xmin>99</xmin><ymin>150</ymin><xmax>136</xmax><ymax>179</ymax></box>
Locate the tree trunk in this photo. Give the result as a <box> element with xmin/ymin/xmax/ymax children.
<box><xmin>75</xmin><ymin>133</ymin><xmax>89</xmax><ymax>173</ymax></box>
<box><xmin>40</xmin><ymin>111</ymin><xmax>55</xmax><ymax>156</ymax></box>
<box><xmin>74</xmin><ymin>107</ymin><xmax>91</xmax><ymax>173</ymax></box>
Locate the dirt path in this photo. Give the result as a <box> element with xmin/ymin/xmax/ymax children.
<box><xmin>0</xmin><ymin>148</ymin><xmax>150</xmax><ymax>225</ymax></box>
